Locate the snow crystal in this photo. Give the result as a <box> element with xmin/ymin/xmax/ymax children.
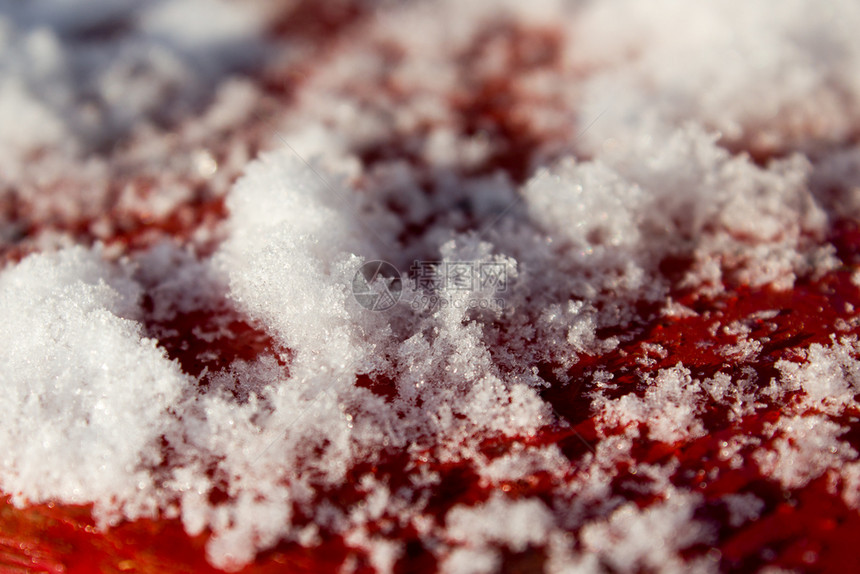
<box><xmin>700</xmin><ymin>371</ymin><xmax>760</xmax><ymax>422</ymax></box>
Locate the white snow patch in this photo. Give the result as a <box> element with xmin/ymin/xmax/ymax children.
<box><xmin>0</xmin><ymin>246</ymin><xmax>189</xmax><ymax>523</ymax></box>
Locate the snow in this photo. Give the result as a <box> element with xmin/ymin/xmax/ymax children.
<box><xmin>775</xmin><ymin>337</ymin><xmax>860</xmax><ymax>412</ymax></box>
<box><xmin>722</xmin><ymin>493</ymin><xmax>765</xmax><ymax>528</ymax></box>
<box><xmin>0</xmin><ymin>246</ymin><xmax>188</xmax><ymax>523</ymax></box>
<box><xmin>754</xmin><ymin>415</ymin><xmax>856</xmax><ymax>490</ymax></box>
<box><xmin>579</xmin><ymin>491</ymin><xmax>715</xmax><ymax>574</ymax></box>
<box><xmin>0</xmin><ymin>0</ymin><xmax>263</xmax><ymax>153</ymax></box>
<box><xmin>2</xmin><ymin>0</ymin><xmax>860</xmax><ymax>572</ymax></box>
<box><xmin>593</xmin><ymin>365</ymin><xmax>707</xmax><ymax>444</ymax></box>
<box><xmin>572</xmin><ymin>0</ymin><xmax>860</xmax><ymax>156</ymax></box>
<box><xmin>218</xmin><ymin>147</ymin><xmax>382</xmax><ymax>372</ymax></box>
<box><xmin>442</xmin><ymin>493</ymin><xmax>555</xmax><ymax>572</ymax></box>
